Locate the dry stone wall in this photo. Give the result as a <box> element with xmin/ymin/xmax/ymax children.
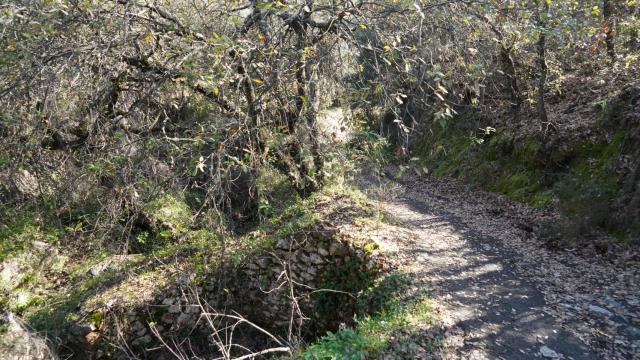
<box><xmin>81</xmin><ymin>221</ymin><xmax>383</xmax><ymax>358</ymax></box>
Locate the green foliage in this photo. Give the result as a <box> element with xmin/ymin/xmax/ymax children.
<box><xmin>313</xmin><ymin>258</ymin><xmax>375</xmax><ymax>331</ymax></box>
<box><xmin>299</xmin><ymin>273</ymin><xmax>436</xmax><ymax>360</ymax></box>
<box><xmin>414</xmin><ymin>113</ymin><xmax>627</xmax><ymax>239</ymax></box>
<box><xmin>8</xmin><ymin>290</ymin><xmax>45</xmax><ymax>313</ymax></box>
<box><xmin>488</xmin><ymin>170</ymin><xmax>545</xmax><ymax>205</ymax></box>
<box><xmin>0</xmin><ymin>210</ymin><xmax>62</xmax><ymax>262</ymax></box>
<box><xmin>348</xmin><ymin>129</ymin><xmax>393</xmax><ymax>171</ymax></box>
<box><xmin>26</xmin><ymin>267</ymin><xmax>123</xmax><ymax>332</ymax></box>
<box><xmin>300</xmin><ymin>328</ymin><xmax>369</xmax><ymax>360</ymax></box>
<box><xmin>0</xmin><ymin>0</ymin><xmax>637</xmax><ymax>357</ymax></box>
<box><xmin>357</xmin><ymin>273</ymin><xmax>413</xmax><ymax>315</ymax></box>
<box><xmin>227</xmin><ymin>169</ymin><xmax>337</xmax><ymax>263</ymax></box>
<box><xmin>256</xmin><ymin>166</ymin><xmax>297</xmax><ymax>218</ymax></box>
<box><xmin>550</xmin><ymin>134</ymin><xmax>623</xmax><ymax>235</ymax></box>
<box><xmin>145</xmin><ymin>194</ymin><xmax>193</xmax><ymax>235</ymax></box>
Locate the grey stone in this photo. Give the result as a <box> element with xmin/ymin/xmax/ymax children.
<box><xmin>301</xmin><ymin>272</ymin><xmax>315</xmax><ymax>282</ymax></box>
<box><xmin>539</xmin><ymin>345</ymin><xmax>560</xmax><ymax>358</ymax></box>
<box><xmin>276</xmin><ymin>238</ymin><xmax>290</xmax><ymax>250</ymax></box>
<box><xmin>329</xmin><ymin>242</ymin><xmax>348</xmax><ymax>256</ymax></box>
<box><xmin>89</xmin><ymin>263</ymin><xmax>107</xmax><ymax>277</ymax></box>
<box><xmin>177</xmin><ymin>274</ymin><xmax>191</xmax><ymax>286</ymax></box>
<box><xmin>131</xmin><ymin>321</ymin><xmax>144</xmax><ymax>332</ymax></box>
<box><xmin>256</xmin><ymin>257</ymin><xmax>270</xmax><ymax>268</ymax></box>
<box><xmin>131</xmin><ymin>335</ymin><xmax>152</xmax><ymax>347</ymax></box>
<box><xmin>176</xmin><ymin>313</ymin><xmax>193</xmax><ymax>327</ymax></box>
<box><xmin>289</xmin><ymin>271</ymin><xmax>300</xmax><ymax>281</ymax></box>
<box><xmin>12</xmin><ymin>170</ymin><xmax>40</xmax><ymax>198</ymax></box>
<box><xmin>624</xmin><ymin>326</ymin><xmax>640</xmax><ymax>339</ymax></box>
<box><xmin>0</xmin><ymin>259</ymin><xmax>26</xmax><ymax>291</ymax></box>
<box><xmin>185</xmin><ymin>305</ymin><xmax>200</xmax><ymax>314</ymax></box>
<box><xmin>309</xmin><ymin>253</ymin><xmax>324</xmax><ymax>265</ymax></box>
<box><xmin>317</xmin><ymin>247</ymin><xmax>329</xmax><ymax>256</ymax></box>
<box><xmin>1</xmin><ymin>312</ymin><xmax>57</xmax><ymax>360</ymax></box>
<box><xmin>299</xmin><ymin>254</ymin><xmax>310</xmax><ymax>264</ymax></box>
<box><xmin>89</xmin><ymin>255</ymin><xmax>142</xmax><ymax>277</ymax></box>
<box><xmin>162</xmin><ymin>298</ymin><xmax>175</xmax><ymax>306</ymax></box>
<box><xmin>32</xmin><ymin>241</ymin><xmax>52</xmax><ymax>251</ymax></box>
<box><xmin>168</xmin><ymin>305</ymin><xmax>181</xmax><ymax>314</ymax></box>
<box><xmin>1</xmin><ymin>245</ymin><xmax>65</xmax><ymax>292</ymax></box>
<box><xmin>366</xmin><ymin>259</ymin><xmax>377</xmax><ymax>270</ymax></box>
<box><xmin>589</xmin><ymin>304</ymin><xmax>613</xmax><ymax>317</ymax></box>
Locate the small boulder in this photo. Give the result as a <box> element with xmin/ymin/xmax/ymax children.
<box><xmin>11</xmin><ymin>169</ymin><xmax>41</xmax><ymax>198</ymax></box>
<box><xmin>539</xmin><ymin>345</ymin><xmax>560</xmax><ymax>358</ymax></box>
<box><xmin>0</xmin><ymin>312</ymin><xmax>58</xmax><ymax>360</ymax></box>
<box><xmin>0</xmin><ymin>259</ymin><xmax>26</xmax><ymax>292</ymax></box>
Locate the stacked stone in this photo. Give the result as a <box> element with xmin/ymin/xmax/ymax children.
<box><xmin>89</xmin><ymin>221</ymin><xmax>384</xmax><ymax>355</ymax></box>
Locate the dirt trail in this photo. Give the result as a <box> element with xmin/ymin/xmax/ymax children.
<box><xmin>357</xmin><ymin>168</ymin><xmax>640</xmax><ymax>360</ymax></box>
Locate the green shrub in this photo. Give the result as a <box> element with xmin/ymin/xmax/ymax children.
<box><xmin>299</xmin><ymin>273</ymin><xmax>437</xmax><ymax>360</ymax></box>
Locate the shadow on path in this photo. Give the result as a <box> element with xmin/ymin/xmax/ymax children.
<box><xmin>358</xmin><ymin>171</ymin><xmax>597</xmax><ymax>359</ymax></box>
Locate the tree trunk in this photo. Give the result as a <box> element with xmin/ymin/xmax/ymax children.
<box><xmin>535</xmin><ymin>0</ymin><xmax>549</xmax><ymax>126</ymax></box>
<box><xmin>629</xmin><ymin>27</ymin><xmax>639</xmax><ymax>51</ymax></box>
<box><xmin>603</xmin><ymin>0</ymin><xmax>616</xmax><ymax>61</ymax></box>
<box><xmin>500</xmin><ymin>45</ymin><xmax>520</xmax><ymax>116</ymax></box>
<box><xmin>306</xmin><ymin>68</ymin><xmax>324</xmax><ymax>192</ymax></box>
<box><xmin>275</xmin><ymin>0</ymin><xmax>324</xmax><ymax>198</ymax></box>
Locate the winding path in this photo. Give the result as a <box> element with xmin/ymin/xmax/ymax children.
<box><xmin>357</xmin><ymin>168</ymin><xmax>639</xmax><ymax>359</ymax></box>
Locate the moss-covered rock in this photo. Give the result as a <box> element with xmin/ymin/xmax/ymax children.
<box><xmin>144</xmin><ymin>194</ymin><xmax>192</xmax><ymax>236</ymax></box>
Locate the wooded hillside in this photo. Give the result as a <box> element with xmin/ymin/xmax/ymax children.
<box><xmin>1</xmin><ymin>1</ymin><xmax>639</xmax><ymax>359</ymax></box>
